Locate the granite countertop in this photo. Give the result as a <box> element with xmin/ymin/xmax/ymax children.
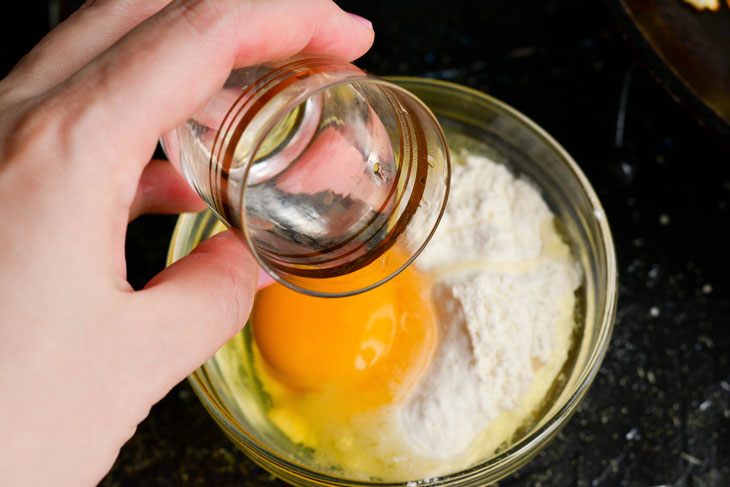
<box><xmin>4</xmin><ymin>1</ymin><xmax>729</xmax><ymax>486</ymax></box>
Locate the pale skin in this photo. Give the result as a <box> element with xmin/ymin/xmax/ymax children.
<box><xmin>0</xmin><ymin>1</ymin><xmax>373</xmax><ymax>485</ymax></box>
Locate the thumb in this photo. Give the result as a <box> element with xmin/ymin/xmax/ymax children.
<box><xmin>128</xmin><ymin>230</ymin><xmax>259</xmax><ymax>392</ymax></box>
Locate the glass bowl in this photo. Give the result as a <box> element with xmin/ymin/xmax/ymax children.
<box><xmin>167</xmin><ymin>77</ymin><xmax>618</xmax><ymax>486</ymax></box>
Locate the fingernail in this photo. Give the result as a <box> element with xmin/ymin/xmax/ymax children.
<box><xmin>256</xmin><ymin>267</ymin><xmax>275</xmax><ymax>290</ymax></box>
<box><xmin>348</xmin><ymin>12</ymin><xmax>373</xmax><ymax>31</ymax></box>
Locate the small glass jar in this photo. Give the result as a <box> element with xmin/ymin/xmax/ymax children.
<box><xmin>162</xmin><ymin>56</ymin><xmax>450</xmax><ymax>296</ymax></box>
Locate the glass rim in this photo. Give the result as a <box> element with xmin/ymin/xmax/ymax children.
<box><xmin>235</xmin><ymin>73</ymin><xmax>451</xmax><ymax>298</ymax></box>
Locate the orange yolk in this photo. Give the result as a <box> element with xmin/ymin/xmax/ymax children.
<box><xmin>251</xmin><ymin>264</ymin><xmax>437</xmax><ymax>413</ymax></box>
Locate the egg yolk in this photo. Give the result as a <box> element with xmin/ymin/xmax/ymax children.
<box><xmin>251</xmin><ymin>262</ymin><xmax>437</xmax><ymax>414</ymax></box>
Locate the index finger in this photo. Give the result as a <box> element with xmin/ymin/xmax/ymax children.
<box><xmin>61</xmin><ymin>0</ymin><xmax>374</xmax><ymax>168</ymax></box>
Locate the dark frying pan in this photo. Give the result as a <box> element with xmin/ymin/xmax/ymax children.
<box><xmin>608</xmin><ymin>0</ymin><xmax>730</xmax><ymax>142</ymax></box>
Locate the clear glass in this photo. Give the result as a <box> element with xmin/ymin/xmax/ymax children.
<box><xmin>168</xmin><ymin>78</ymin><xmax>618</xmax><ymax>486</ymax></box>
<box><xmin>162</xmin><ymin>57</ymin><xmax>450</xmax><ymax>297</ymax></box>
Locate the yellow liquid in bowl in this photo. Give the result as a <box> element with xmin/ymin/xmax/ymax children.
<box><xmin>189</xmin><ymin>126</ymin><xmax>592</xmax><ymax>483</ymax></box>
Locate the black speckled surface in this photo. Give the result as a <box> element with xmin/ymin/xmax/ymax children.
<box><xmin>4</xmin><ymin>1</ymin><xmax>730</xmax><ymax>486</ymax></box>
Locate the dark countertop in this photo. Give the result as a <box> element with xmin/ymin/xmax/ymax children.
<box><xmin>4</xmin><ymin>1</ymin><xmax>730</xmax><ymax>486</ymax></box>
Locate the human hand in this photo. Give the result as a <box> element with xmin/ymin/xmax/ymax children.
<box><xmin>0</xmin><ymin>1</ymin><xmax>373</xmax><ymax>486</ymax></box>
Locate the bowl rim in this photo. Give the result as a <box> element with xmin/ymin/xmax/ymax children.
<box><xmin>170</xmin><ymin>76</ymin><xmax>619</xmax><ymax>486</ymax></box>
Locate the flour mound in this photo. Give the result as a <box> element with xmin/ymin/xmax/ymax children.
<box><xmin>402</xmin><ymin>153</ymin><xmax>581</xmax><ymax>460</ymax></box>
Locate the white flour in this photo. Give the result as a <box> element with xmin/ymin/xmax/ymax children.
<box><xmin>402</xmin><ymin>151</ymin><xmax>582</xmax><ymax>460</ymax></box>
